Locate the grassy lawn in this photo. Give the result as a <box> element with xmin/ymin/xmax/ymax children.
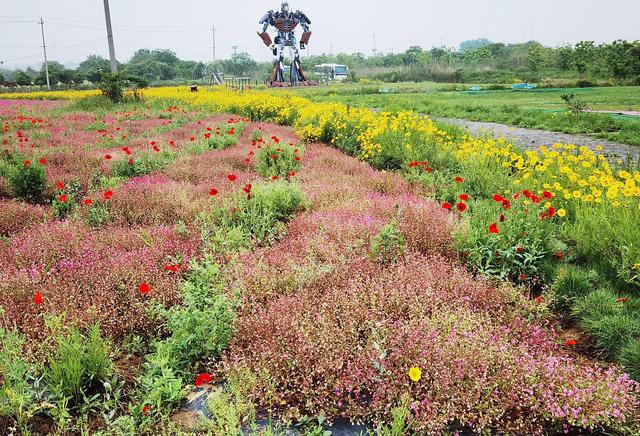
<box><xmin>287</xmin><ymin>83</ymin><xmax>640</xmax><ymax>146</ymax></box>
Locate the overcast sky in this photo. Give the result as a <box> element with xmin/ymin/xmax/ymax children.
<box><xmin>1</xmin><ymin>0</ymin><xmax>639</xmax><ymax>69</ymax></box>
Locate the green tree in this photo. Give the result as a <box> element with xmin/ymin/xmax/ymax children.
<box><xmin>0</xmin><ymin>73</ymin><xmax>4</xmax><ymax>85</ymax></box>
<box><xmin>460</xmin><ymin>38</ymin><xmax>493</xmax><ymax>53</ymax></box>
<box><xmin>78</xmin><ymin>55</ymin><xmax>111</xmax><ymax>82</ymax></box>
<box><xmin>525</xmin><ymin>44</ymin><xmax>544</xmax><ymax>73</ymax></box>
<box><xmin>556</xmin><ymin>45</ymin><xmax>574</xmax><ymax>71</ymax></box>
<box><xmin>221</xmin><ymin>52</ymin><xmax>258</xmax><ymax>77</ymax></box>
<box><xmin>15</xmin><ymin>71</ymin><xmax>31</xmax><ymax>86</ymax></box>
<box><xmin>574</xmin><ymin>41</ymin><xmax>596</xmax><ymax>78</ymax></box>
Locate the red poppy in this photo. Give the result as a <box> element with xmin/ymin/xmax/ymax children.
<box><xmin>271</xmin><ymin>154</ymin><xmax>277</xmax><ymax>159</ymax></box>
<box><xmin>153</xmin><ymin>146</ymin><xmax>160</xmax><ymax>152</ymax></box>
<box><xmin>169</xmin><ymin>140</ymin><xmax>175</xmax><ymax>146</ymax></box>
<box><xmin>104</xmin><ymin>154</ymin><xmax>112</xmax><ymax>160</ymax></box>
<box><xmin>245</xmin><ymin>158</ymin><xmax>251</xmax><ymax>164</ymax></box>
<box><xmin>456</xmin><ymin>202</ymin><xmax>467</xmax><ymax>212</ymax></box>
<box><xmin>139</xmin><ymin>283</ymin><xmax>151</xmax><ymax>295</ymax></box>
<box><xmin>39</xmin><ymin>157</ymin><xmax>47</xmax><ymax>165</ymax></box>
<box><xmin>535</xmin><ymin>296</ymin><xmax>545</xmax><ymax>304</ymax></box>
<box><xmin>454</xmin><ymin>176</ymin><xmax>464</xmax><ymax>183</ymax></box>
<box><xmin>194</xmin><ymin>373</ymin><xmax>214</xmax><ymax>386</ymax></box>
<box><xmin>516</xmin><ymin>246</ymin><xmax>524</xmax><ymax>254</ymax></box>
<box><xmin>103</xmin><ymin>190</ymin><xmax>113</xmax><ymax>200</ymax></box>
<box><xmin>519</xmin><ymin>273</ymin><xmax>528</xmax><ymax>281</ymax></box>
<box><xmin>531</xmin><ymin>195</ymin><xmax>541</xmax><ymax>204</ymax></box>
<box><xmin>523</xmin><ymin>190</ymin><xmax>532</xmax><ymax>198</ymax></box>
<box><xmin>271</xmin><ymin>175</ymin><xmax>279</xmax><ymax>181</ymax></box>
<box><xmin>227</xmin><ymin>174</ymin><xmax>237</xmax><ymax>182</ymax></box>
<box><xmin>128</xmin><ymin>158</ymin><xmax>134</xmax><ymax>165</ymax></box>
<box><xmin>288</xmin><ymin>171</ymin><xmax>296</xmax><ymax>177</ymax></box>
<box><xmin>513</xmin><ymin>193</ymin><xmax>521</xmax><ymax>200</ymax></box>
<box><xmin>122</xmin><ymin>146</ymin><xmax>132</xmax><ymax>155</ymax></box>
<box><xmin>204</xmin><ymin>133</ymin><xmax>211</xmax><ymax>139</ymax></box>
<box><xmin>488</xmin><ymin>223</ymin><xmax>499</xmax><ymax>234</ymax></box>
<box><xmin>142</xmin><ymin>405</ymin><xmax>151</xmax><ymax>416</ymax></box>
<box><xmin>554</xmin><ymin>251</ymin><xmax>565</xmax><ymax>260</ymax></box>
<box><xmin>565</xmin><ymin>339</ymin><xmax>577</xmax><ymax>347</ymax></box>
<box><xmin>502</xmin><ymin>200</ymin><xmax>511</xmax><ymax>209</ymax></box>
<box><xmin>56</xmin><ymin>181</ymin><xmax>65</xmax><ymax>190</ymax></box>
<box><xmin>425</xmin><ymin>167</ymin><xmax>433</xmax><ymax>172</ymax></box>
<box><xmin>23</xmin><ymin>159</ymin><xmax>31</xmax><ymax>167</ymax></box>
<box><xmin>243</xmin><ymin>184</ymin><xmax>252</xmax><ymax>194</ymax></box>
<box><xmin>248</xmin><ymin>151</ymin><xmax>255</xmax><ymax>156</ymax></box>
<box><xmin>34</xmin><ymin>292</ymin><xmax>43</xmax><ymax>305</ymax></box>
<box><xmin>617</xmin><ymin>297</ymin><xmax>630</xmax><ymax>303</ymax></box>
<box><xmin>548</xmin><ymin>207</ymin><xmax>556</xmax><ymax>218</ymax></box>
<box><xmin>542</xmin><ymin>191</ymin><xmax>553</xmax><ymax>200</ymax></box>
<box><xmin>150</xmin><ymin>141</ymin><xmax>156</xmax><ymax>146</ymax></box>
<box><xmin>459</xmin><ymin>193</ymin><xmax>469</xmax><ymax>201</ymax></box>
<box><xmin>441</xmin><ymin>202</ymin><xmax>453</xmax><ymax>210</ymax></box>
<box><xmin>164</xmin><ymin>264</ymin><xmax>178</xmax><ymax>273</ymax></box>
<box><xmin>83</xmin><ymin>198</ymin><xmax>93</xmax><ymax>206</ymax></box>
<box><xmin>493</xmin><ymin>194</ymin><xmax>505</xmax><ymax>202</ymax></box>
<box><xmin>58</xmin><ymin>194</ymin><xmax>68</xmax><ymax>203</ymax></box>
<box><xmin>190</xmin><ymin>136</ymin><xmax>195</xmax><ymax>141</ymax></box>
<box><xmin>209</xmin><ymin>188</ymin><xmax>219</xmax><ymax>196</ymax></box>
<box><xmin>408</xmin><ymin>161</ymin><xmax>420</xmax><ymax>168</ymax></box>
<box><xmin>294</xmin><ymin>156</ymin><xmax>301</xmax><ymax>161</ymax></box>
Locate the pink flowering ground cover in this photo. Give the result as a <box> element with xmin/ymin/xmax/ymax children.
<box><xmin>0</xmin><ymin>101</ymin><xmax>638</xmax><ymax>434</ymax></box>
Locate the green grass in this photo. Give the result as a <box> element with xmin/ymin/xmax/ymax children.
<box><xmin>284</xmin><ymin>83</ymin><xmax>640</xmax><ymax>146</ymax></box>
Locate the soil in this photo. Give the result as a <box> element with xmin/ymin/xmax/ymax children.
<box><xmin>430</xmin><ymin>116</ymin><xmax>640</xmax><ymax>161</ymax></box>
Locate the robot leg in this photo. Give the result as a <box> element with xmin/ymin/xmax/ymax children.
<box><xmin>270</xmin><ymin>44</ymin><xmax>285</xmax><ymax>84</ymax></box>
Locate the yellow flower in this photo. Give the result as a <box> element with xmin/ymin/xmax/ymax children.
<box><xmin>408</xmin><ymin>366</ymin><xmax>422</xmax><ymax>382</ymax></box>
<box><xmin>557</xmin><ymin>208</ymin><xmax>567</xmax><ymax>217</ymax></box>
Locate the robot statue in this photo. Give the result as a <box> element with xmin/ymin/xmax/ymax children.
<box><xmin>258</xmin><ymin>2</ymin><xmax>313</xmax><ymax>86</ymax></box>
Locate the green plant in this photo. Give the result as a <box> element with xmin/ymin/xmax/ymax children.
<box><xmin>256</xmin><ymin>140</ymin><xmax>304</xmax><ymax>180</ymax></box>
<box><xmin>206</xmin><ymin>368</ymin><xmax>258</xmax><ymax>436</ymax></box>
<box><xmin>87</xmin><ymin>201</ymin><xmax>111</xmax><ymax>228</ymax></box>
<box><xmin>7</xmin><ymin>160</ymin><xmax>47</xmax><ymax>204</ymax></box>
<box><xmin>371</xmin><ymin>217</ymin><xmax>406</xmax><ymax>264</ymax></box>
<box><xmin>99</xmin><ymin>72</ymin><xmax>147</xmax><ymax>103</ymax></box>
<box><xmin>375</xmin><ymin>394</ymin><xmax>411</xmax><ymax>436</ymax></box>
<box><xmin>0</xmin><ymin>327</ymin><xmax>39</xmax><ymax>432</ymax></box>
<box><xmin>619</xmin><ymin>339</ymin><xmax>640</xmax><ymax>380</ymax></box>
<box><xmin>550</xmin><ymin>265</ymin><xmax>601</xmax><ymax>310</ymax></box>
<box><xmin>561</xmin><ymin>93</ymin><xmax>589</xmax><ymax>116</ymax></box>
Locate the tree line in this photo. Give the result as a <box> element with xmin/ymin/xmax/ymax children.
<box><xmin>1</xmin><ymin>39</ymin><xmax>639</xmax><ymax>87</ymax></box>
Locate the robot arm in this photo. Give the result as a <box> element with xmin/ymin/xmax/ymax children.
<box><xmin>297</xmin><ymin>11</ymin><xmax>312</xmax><ymax>48</ymax></box>
<box><xmin>258</xmin><ymin>11</ymin><xmax>274</xmax><ymax>47</ymax></box>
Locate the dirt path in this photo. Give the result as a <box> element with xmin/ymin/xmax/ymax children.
<box><xmin>430</xmin><ymin>115</ymin><xmax>640</xmax><ymax>161</ymax></box>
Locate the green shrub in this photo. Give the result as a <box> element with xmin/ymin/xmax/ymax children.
<box><xmin>87</xmin><ymin>201</ymin><xmax>111</xmax><ymax>228</ymax></box>
<box><xmin>256</xmin><ymin>141</ymin><xmax>304</xmax><ymax>180</ymax></box>
<box><xmin>619</xmin><ymin>339</ymin><xmax>640</xmax><ymax>380</ymax></box>
<box><xmin>551</xmin><ymin>265</ymin><xmax>601</xmax><ymax>310</ymax></box>
<box><xmin>52</xmin><ymin>179</ymin><xmax>81</xmax><ymax>219</ymax></box>
<box><xmin>572</xmin><ymin>288</ymin><xmax>622</xmax><ymax>324</ymax></box>
<box><xmin>0</xmin><ymin>327</ymin><xmax>38</xmax><ymax>431</ymax></box>
<box><xmin>586</xmin><ymin>314</ymin><xmax>640</xmax><ymax>358</ymax></box>
<box><xmin>208</xmin><ymin>181</ymin><xmax>306</xmax><ymax>246</ymax></box>
<box><xmin>7</xmin><ymin>160</ymin><xmax>47</xmax><ymax>204</ymax></box>
<box><xmin>46</xmin><ymin>324</ymin><xmax>114</xmax><ymax>404</ymax></box>
<box><xmin>111</xmin><ymin>150</ymin><xmax>176</xmax><ymax>178</ymax></box>
<box><xmin>371</xmin><ymin>218</ymin><xmax>406</xmax><ymax>264</ymax></box>
<box><xmin>205</xmin><ymin>368</ymin><xmax>257</xmax><ymax>436</ymax></box>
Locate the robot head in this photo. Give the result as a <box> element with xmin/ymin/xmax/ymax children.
<box><xmin>281</xmin><ymin>1</ymin><xmax>290</xmax><ymax>13</ymax></box>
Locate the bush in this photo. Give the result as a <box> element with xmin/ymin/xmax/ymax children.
<box><xmin>99</xmin><ymin>72</ymin><xmax>148</xmax><ymax>103</ymax></box>
<box><xmin>45</xmin><ymin>323</ymin><xmax>114</xmax><ymax>404</ymax></box>
<box><xmin>6</xmin><ymin>159</ymin><xmax>47</xmax><ymax>204</ymax></box>
<box><xmin>619</xmin><ymin>339</ymin><xmax>640</xmax><ymax>379</ymax></box>
<box><xmin>111</xmin><ymin>151</ymin><xmax>177</xmax><ymax>178</ymax></box>
<box><xmin>256</xmin><ymin>139</ymin><xmax>304</xmax><ymax>180</ymax></box>
<box><xmin>576</xmin><ymin>79</ymin><xmax>597</xmax><ymax>88</ymax></box>
<box><xmin>208</xmin><ymin>181</ymin><xmax>306</xmax><ymax>246</ymax></box>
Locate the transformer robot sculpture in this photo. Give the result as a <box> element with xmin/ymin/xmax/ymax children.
<box><xmin>258</xmin><ymin>2</ymin><xmax>314</xmax><ymax>86</ymax></box>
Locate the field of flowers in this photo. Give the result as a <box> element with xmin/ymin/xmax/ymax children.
<box><xmin>0</xmin><ymin>88</ymin><xmax>639</xmax><ymax>435</ymax></box>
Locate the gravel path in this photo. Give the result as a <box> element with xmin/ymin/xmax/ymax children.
<box><xmin>430</xmin><ymin>116</ymin><xmax>640</xmax><ymax>161</ymax></box>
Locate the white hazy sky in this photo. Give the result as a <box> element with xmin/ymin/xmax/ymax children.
<box><xmin>1</xmin><ymin>0</ymin><xmax>639</xmax><ymax>68</ymax></box>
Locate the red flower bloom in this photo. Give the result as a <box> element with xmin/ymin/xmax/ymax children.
<box><xmin>565</xmin><ymin>339</ymin><xmax>577</xmax><ymax>347</ymax></box>
<box><xmin>164</xmin><ymin>264</ymin><xmax>178</xmax><ymax>273</ymax></box>
<box><xmin>150</xmin><ymin>141</ymin><xmax>156</xmax><ymax>146</ymax></box>
<box><xmin>542</xmin><ymin>191</ymin><xmax>553</xmax><ymax>200</ymax></box>
<box><xmin>531</xmin><ymin>195</ymin><xmax>540</xmax><ymax>204</ymax></box>
<box><xmin>169</xmin><ymin>140</ymin><xmax>175</xmax><ymax>146</ymax></box>
<box><xmin>493</xmin><ymin>194</ymin><xmax>505</xmax><ymax>202</ymax></box>
<box><xmin>194</xmin><ymin>373</ymin><xmax>214</xmax><ymax>386</ymax></box>
<box><xmin>209</xmin><ymin>188</ymin><xmax>219</xmax><ymax>196</ymax></box>
<box><xmin>190</xmin><ymin>136</ymin><xmax>195</xmax><ymax>141</ymax></box>
<box><xmin>153</xmin><ymin>146</ymin><xmax>160</xmax><ymax>152</ymax></box>
<box><xmin>104</xmin><ymin>154</ymin><xmax>112</xmax><ymax>160</ymax></box>
<box><xmin>227</xmin><ymin>174</ymin><xmax>237</xmax><ymax>182</ymax></box>
<box><xmin>271</xmin><ymin>154</ymin><xmax>277</xmax><ymax>159</ymax></box>
<box><xmin>519</xmin><ymin>273</ymin><xmax>528</xmax><ymax>281</ymax></box>
<box><xmin>456</xmin><ymin>202</ymin><xmax>467</xmax><ymax>212</ymax></box>
<box><xmin>243</xmin><ymin>183</ymin><xmax>252</xmax><ymax>194</ymax></box>
<box><xmin>554</xmin><ymin>251</ymin><xmax>565</xmax><ymax>260</ymax></box>
<box><xmin>499</xmin><ymin>214</ymin><xmax>506</xmax><ymax>222</ymax></box>
<box><xmin>516</xmin><ymin>246</ymin><xmax>524</xmax><ymax>254</ymax></box>
<box><xmin>459</xmin><ymin>193</ymin><xmax>469</xmax><ymax>201</ymax></box>
<box><xmin>142</xmin><ymin>405</ymin><xmax>151</xmax><ymax>416</ymax></box>
<box><xmin>23</xmin><ymin>159</ymin><xmax>31</xmax><ymax>167</ymax></box>
<box><xmin>441</xmin><ymin>202</ymin><xmax>453</xmax><ymax>210</ymax></box>
<box><xmin>271</xmin><ymin>175</ymin><xmax>279</xmax><ymax>181</ymax></box>
<box><xmin>523</xmin><ymin>190</ymin><xmax>532</xmax><ymax>198</ymax></box>
<box><xmin>58</xmin><ymin>194</ymin><xmax>68</xmax><ymax>203</ymax></box>
<box><xmin>454</xmin><ymin>176</ymin><xmax>464</xmax><ymax>183</ymax></box>
<box><xmin>39</xmin><ymin>157</ymin><xmax>47</xmax><ymax>165</ymax></box>
<box><xmin>139</xmin><ymin>282</ymin><xmax>151</xmax><ymax>295</ymax></box>
<box><xmin>535</xmin><ymin>296</ymin><xmax>545</xmax><ymax>304</ymax></box>
<box><xmin>103</xmin><ymin>190</ymin><xmax>113</xmax><ymax>200</ymax></box>
<box><xmin>294</xmin><ymin>156</ymin><xmax>301</xmax><ymax>161</ymax></box>
<box><xmin>425</xmin><ymin>167</ymin><xmax>433</xmax><ymax>172</ymax></box>
<box><xmin>288</xmin><ymin>171</ymin><xmax>296</xmax><ymax>177</ymax></box>
<box><xmin>548</xmin><ymin>207</ymin><xmax>556</xmax><ymax>218</ymax></box>
<box><xmin>128</xmin><ymin>158</ymin><xmax>134</xmax><ymax>165</ymax></box>
<box><xmin>122</xmin><ymin>146</ymin><xmax>132</xmax><ymax>155</ymax></box>
<box><xmin>488</xmin><ymin>223</ymin><xmax>499</xmax><ymax>234</ymax></box>
<box><xmin>34</xmin><ymin>292</ymin><xmax>43</xmax><ymax>305</ymax></box>
<box><xmin>56</xmin><ymin>181</ymin><xmax>65</xmax><ymax>190</ymax></box>
<box><xmin>83</xmin><ymin>198</ymin><xmax>93</xmax><ymax>206</ymax></box>
<box><xmin>408</xmin><ymin>161</ymin><xmax>419</xmax><ymax>168</ymax></box>
<box><xmin>617</xmin><ymin>297</ymin><xmax>630</xmax><ymax>303</ymax></box>
<box><xmin>502</xmin><ymin>200</ymin><xmax>511</xmax><ymax>210</ymax></box>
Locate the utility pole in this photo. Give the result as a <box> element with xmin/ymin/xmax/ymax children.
<box><xmin>38</xmin><ymin>18</ymin><xmax>50</xmax><ymax>89</ymax></box>
<box><xmin>232</xmin><ymin>45</ymin><xmax>239</xmax><ymax>55</ymax></box>
<box><xmin>103</xmin><ymin>0</ymin><xmax>117</xmax><ymax>72</ymax></box>
<box><xmin>330</xmin><ymin>42</ymin><xmax>333</xmax><ymax>56</ymax></box>
<box><xmin>373</xmin><ymin>33</ymin><xmax>377</xmax><ymax>54</ymax></box>
<box><xmin>212</xmin><ymin>26</ymin><xmax>217</xmax><ymax>64</ymax></box>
